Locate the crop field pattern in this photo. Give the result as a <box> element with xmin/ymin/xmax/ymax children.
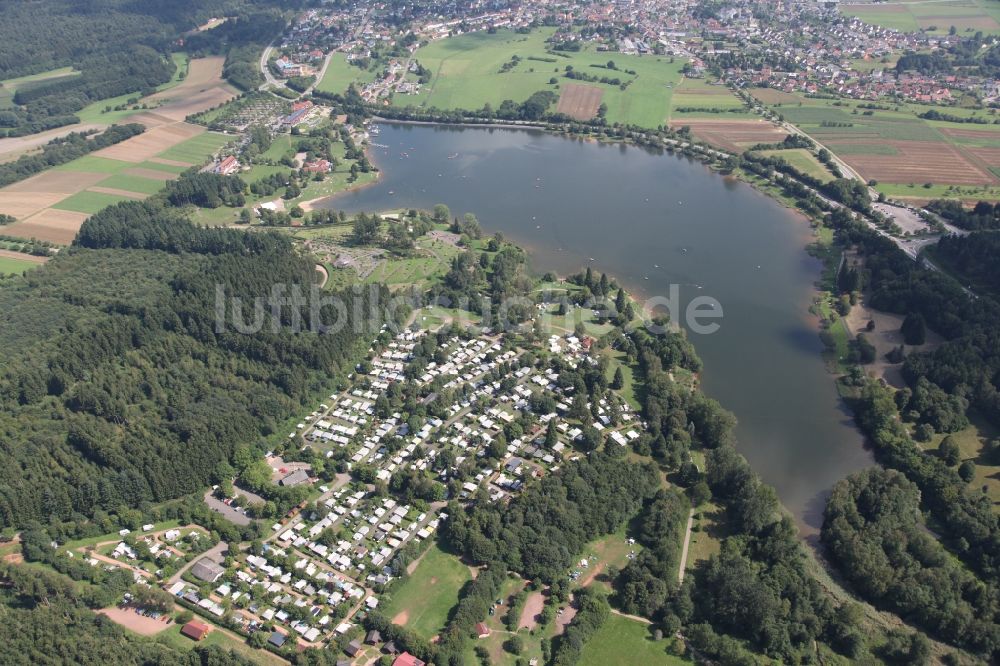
<box><xmin>0</xmin><ymin>58</ymin><xmax>235</xmax><ymax>245</ymax></box>
<box><xmin>556</xmin><ymin>83</ymin><xmax>604</xmax><ymax>120</ymax></box>
<box><xmin>762</xmin><ymin>92</ymin><xmax>1000</xmax><ymax>193</ymax></box>
<box><xmin>841</xmin><ymin>0</ymin><xmax>1000</xmax><ymax>34</ymax></box>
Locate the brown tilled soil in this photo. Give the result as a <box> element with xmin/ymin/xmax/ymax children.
<box><xmin>556</xmin><ymin>83</ymin><xmax>604</xmax><ymax>121</ymax></box>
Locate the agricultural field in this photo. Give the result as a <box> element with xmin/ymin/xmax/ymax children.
<box><xmin>0</xmin><ymin>128</ymin><xmax>232</xmax><ymax>244</ymax></box>
<box><xmin>760</xmin><ymin>92</ymin><xmax>1000</xmax><ymax>200</ymax></box>
<box><xmin>380</xmin><ymin>543</ymin><xmax>473</xmax><ymax>640</ymax></box>
<box><xmin>578</xmin><ymin>613</ymin><xmax>691</xmax><ymax>666</ymax></box>
<box><xmin>391</xmin><ymin>28</ymin><xmax>685</xmax><ymax>128</ymax></box>
<box><xmin>555</xmin><ymin>83</ymin><xmax>604</xmax><ymax>121</ymax></box>
<box><xmin>669</xmin><ymin>76</ymin><xmax>748</xmax><ymax>119</ymax></box>
<box><xmin>839</xmin><ymin>0</ymin><xmax>1000</xmax><ymax>34</ymax></box>
<box><xmin>671</xmin><ymin>118</ymin><xmax>788</xmax><ymax>152</ymax></box>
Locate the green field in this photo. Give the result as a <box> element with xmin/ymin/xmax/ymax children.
<box><xmin>757</xmin><ymin>148</ymin><xmax>835</xmax><ymax>182</ymax></box>
<box><xmin>840</xmin><ymin>0</ymin><xmax>1000</xmax><ymax>34</ymax></box>
<box><xmin>317</xmin><ymin>53</ymin><xmax>379</xmax><ymax>95</ymax></box>
<box><xmin>137</xmin><ymin>160</ymin><xmax>190</xmax><ymax>175</ymax></box>
<box><xmin>97</xmin><ymin>173</ymin><xmax>166</xmax><ymax>195</ymax></box>
<box><xmin>155</xmin><ymin>132</ymin><xmax>232</xmax><ymax>165</ymax></box>
<box><xmin>53</xmin><ymin>190</ymin><xmax>135</xmax><ymax>214</ymax></box>
<box><xmin>381</xmin><ymin>543</ymin><xmax>472</xmax><ymax>640</ymax></box>
<box><xmin>669</xmin><ymin>76</ymin><xmax>747</xmax><ymax>119</ymax></box>
<box><xmin>578</xmin><ymin>613</ymin><xmax>691</xmax><ymax>666</ymax></box>
<box><xmin>54</xmin><ymin>155</ymin><xmax>134</xmax><ymax>174</ymax></box>
<box><xmin>388</xmin><ymin>28</ymin><xmax>685</xmax><ymax>128</ymax></box>
<box><xmin>0</xmin><ymin>256</ymin><xmax>41</xmax><ymax>274</ymax></box>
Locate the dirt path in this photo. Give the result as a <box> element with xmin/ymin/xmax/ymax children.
<box><xmin>97</xmin><ymin>606</ymin><xmax>171</xmax><ymax>635</ymax></box>
<box><xmin>677</xmin><ymin>508</ymin><xmax>695</xmax><ymax>584</ymax></box>
<box><xmin>315</xmin><ymin>263</ymin><xmax>329</xmax><ymax>288</ymax></box>
<box><xmin>518</xmin><ymin>590</ymin><xmax>545</xmax><ymax>630</ymax></box>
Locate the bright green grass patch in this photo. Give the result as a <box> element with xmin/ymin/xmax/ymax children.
<box><xmin>381</xmin><ymin>543</ymin><xmax>472</xmax><ymax>640</ymax></box>
<box><xmin>0</xmin><ymin>256</ymin><xmax>41</xmax><ymax>274</ymax></box>
<box><xmin>260</xmin><ymin>134</ymin><xmax>295</xmax><ymax>162</ymax></box>
<box><xmin>53</xmin><ymin>190</ymin><xmax>134</xmax><ymax>214</ymax></box>
<box><xmin>394</xmin><ymin>28</ymin><xmax>684</xmax><ymax>128</ymax></box>
<box><xmin>578</xmin><ymin>612</ymin><xmax>691</xmax><ymax>666</ymax></box>
<box><xmin>155</xmin><ymin>132</ymin><xmax>231</xmax><ymax>165</ymax></box>
<box><xmin>54</xmin><ymin>155</ymin><xmax>134</xmax><ymax>174</ymax></box>
<box><xmin>757</xmin><ymin>148</ymin><xmax>834</xmax><ymax>182</ymax></box>
<box><xmin>97</xmin><ymin>173</ymin><xmax>166</xmax><ymax>195</ymax></box>
<box><xmin>840</xmin><ymin>5</ymin><xmax>921</xmax><ymax>32</ymax></box>
<box><xmin>317</xmin><ymin>53</ymin><xmax>378</xmax><ymax>95</ymax></box>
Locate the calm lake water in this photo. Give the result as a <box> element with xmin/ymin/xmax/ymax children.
<box><xmin>321</xmin><ymin>123</ymin><xmax>872</xmax><ymax>532</ymax></box>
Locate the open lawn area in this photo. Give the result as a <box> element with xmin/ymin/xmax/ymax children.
<box><xmin>578</xmin><ymin>613</ymin><xmax>691</xmax><ymax>665</ymax></box>
<box><xmin>0</xmin><ymin>255</ymin><xmax>42</xmax><ymax>274</ymax></box>
<box><xmin>757</xmin><ymin>148</ymin><xmax>835</xmax><ymax>182</ymax></box>
<box><xmin>921</xmin><ymin>412</ymin><xmax>1000</xmax><ymax>511</ymax></box>
<box><xmin>317</xmin><ymin>53</ymin><xmax>379</xmax><ymax>95</ymax></box>
<box><xmin>381</xmin><ymin>543</ymin><xmax>472</xmax><ymax>640</ymax></box>
<box><xmin>393</xmin><ymin>28</ymin><xmax>685</xmax><ymax>128</ymax></box>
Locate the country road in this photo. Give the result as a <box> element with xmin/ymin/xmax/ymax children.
<box><xmin>259</xmin><ymin>43</ymin><xmax>282</xmax><ymax>90</ymax></box>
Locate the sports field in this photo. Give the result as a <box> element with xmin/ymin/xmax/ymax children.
<box><xmin>381</xmin><ymin>544</ymin><xmax>472</xmax><ymax>640</ymax></box>
<box><xmin>389</xmin><ymin>28</ymin><xmax>685</xmax><ymax>128</ymax></box>
<box><xmin>840</xmin><ymin>0</ymin><xmax>1000</xmax><ymax>34</ymax></box>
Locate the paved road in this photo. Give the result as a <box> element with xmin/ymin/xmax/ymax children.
<box><xmin>259</xmin><ymin>43</ymin><xmax>282</xmax><ymax>90</ymax></box>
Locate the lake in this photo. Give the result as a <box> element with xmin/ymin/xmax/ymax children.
<box><xmin>321</xmin><ymin>122</ymin><xmax>873</xmax><ymax>532</ymax></box>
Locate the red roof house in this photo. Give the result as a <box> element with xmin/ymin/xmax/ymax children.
<box><xmin>181</xmin><ymin>620</ymin><xmax>211</xmax><ymax>641</ymax></box>
<box><xmin>392</xmin><ymin>653</ymin><xmax>426</xmax><ymax>666</ymax></box>
<box><xmin>475</xmin><ymin>622</ymin><xmax>490</xmax><ymax>638</ymax></box>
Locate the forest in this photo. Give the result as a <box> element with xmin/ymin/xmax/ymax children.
<box><xmin>934</xmin><ymin>231</ymin><xmax>1000</xmax><ymax>296</ymax></box>
<box><xmin>0</xmin><ymin>199</ymin><xmax>390</xmax><ymax>529</ymax></box>
<box><xmin>822</xmin><ymin>468</ymin><xmax>1000</xmax><ymax>657</ymax></box>
<box><xmin>0</xmin><ymin>46</ymin><xmax>175</xmax><ymax>137</ymax></box>
<box><xmin>0</xmin><ymin>0</ymin><xmax>299</xmax><ymax>134</ymax></box>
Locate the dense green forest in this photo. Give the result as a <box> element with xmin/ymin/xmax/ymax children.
<box><xmin>823</xmin><ymin>468</ymin><xmax>1000</xmax><ymax>657</ymax></box>
<box><xmin>934</xmin><ymin>231</ymin><xmax>1000</xmax><ymax>296</ymax></box>
<box><xmin>0</xmin><ymin>199</ymin><xmax>390</xmax><ymax>529</ymax></box>
<box><xmin>0</xmin><ymin>0</ymin><xmax>297</xmax><ymax>134</ymax></box>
